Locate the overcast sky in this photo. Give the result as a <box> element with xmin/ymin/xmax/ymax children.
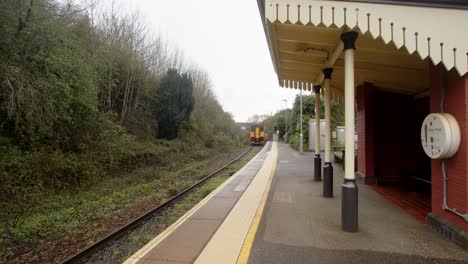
<box><xmin>109</xmin><ymin>0</ymin><xmax>304</xmax><ymax>122</ymax></box>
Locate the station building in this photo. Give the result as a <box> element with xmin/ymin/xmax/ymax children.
<box><xmin>256</xmin><ymin>0</ymin><xmax>468</xmax><ymax>246</ymax></box>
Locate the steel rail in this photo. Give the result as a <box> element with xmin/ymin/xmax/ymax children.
<box><xmin>61</xmin><ymin>146</ymin><xmax>253</xmax><ymax>264</ymax></box>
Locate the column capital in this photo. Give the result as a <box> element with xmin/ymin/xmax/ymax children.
<box><xmin>314</xmin><ymin>84</ymin><xmax>321</xmax><ymax>94</ymax></box>
<box><xmin>323</xmin><ymin>68</ymin><xmax>333</xmax><ymax>80</ymax></box>
<box><xmin>340</xmin><ymin>31</ymin><xmax>358</xmax><ymax>50</ymax></box>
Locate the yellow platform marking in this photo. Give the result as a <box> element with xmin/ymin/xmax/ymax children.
<box><xmin>194</xmin><ymin>142</ymin><xmax>278</xmax><ymax>264</ymax></box>
<box><xmin>123</xmin><ymin>143</ymin><xmax>270</xmax><ymax>264</ymax></box>
<box><xmin>236</xmin><ymin>146</ymin><xmax>277</xmax><ymax>264</ymax></box>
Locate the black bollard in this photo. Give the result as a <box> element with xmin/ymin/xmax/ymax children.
<box><xmin>323</xmin><ymin>162</ymin><xmax>333</xmax><ymax>197</ymax></box>
<box><xmin>342</xmin><ymin>179</ymin><xmax>358</xmax><ymax>232</ymax></box>
<box><xmin>314</xmin><ymin>154</ymin><xmax>322</xmax><ymax>181</ymax></box>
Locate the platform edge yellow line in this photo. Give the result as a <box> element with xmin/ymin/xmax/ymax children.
<box><xmin>236</xmin><ymin>142</ymin><xmax>278</xmax><ymax>264</ymax></box>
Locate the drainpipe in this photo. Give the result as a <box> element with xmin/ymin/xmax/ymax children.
<box><xmin>439</xmin><ymin>66</ymin><xmax>468</xmax><ymax>222</ymax></box>
<box><xmin>341</xmin><ymin>31</ymin><xmax>359</xmax><ymax>232</ymax></box>
<box><xmin>314</xmin><ymin>84</ymin><xmax>322</xmax><ymax>181</ymax></box>
<box><xmin>323</xmin><ymin>68</ymin><xmax>334</xmax><ymax>198</ymax></box>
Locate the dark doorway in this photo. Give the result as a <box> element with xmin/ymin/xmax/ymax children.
<box><xmin>371</xmin><ymin>90</ymin><xmax>431</xmax><ymax>222</ymax></box>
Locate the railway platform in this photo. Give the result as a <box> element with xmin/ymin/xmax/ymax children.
<box><xmin>125</xmin><ymin>142</ymin><xmax>468</xmax><ymax>264</ymax></box>
<box><xmin>124</xmin><ymin>141</ymin><xmax>275</xmax><ymax>264</ymax></box>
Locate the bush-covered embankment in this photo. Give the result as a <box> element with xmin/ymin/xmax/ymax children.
<box><xmin>0</xmin><ymin>0</ymin><xmax>245</xmax><ymax>262</ymax></box>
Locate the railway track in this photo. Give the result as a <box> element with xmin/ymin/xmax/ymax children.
<box><xmin>61</xmin><ymin>146</ymin><xmax>253</xmax><ymax>264</ymax></box>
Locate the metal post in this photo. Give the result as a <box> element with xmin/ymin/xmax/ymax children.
<box><xmin>340</xmin><ymin>31</ymin><xmax>358</xmax><ymax>232</ymax></box>
<box><xmin>314</xmin><ymin>84</ymin><xmax>322</xmax><ymax>181</ymax></box>
<box><xmin>323</xmin><ymin>68</ymin><xmax>334</xmax><ymax>198</ymax></box>
<box><xmin>282</xmin><ymin>99</ymin><xmax>288</xmax><ymax>142</ymax></box>
<box><xmin>300</xmin><ymin>85</ymin><xmax>303</xmax><ymax>153</ymax></box>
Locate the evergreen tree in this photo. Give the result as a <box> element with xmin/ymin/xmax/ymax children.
<box><xmin>156</xmin><ymin>69</ymin><xmax>194</xmax><ymax>139</ymax></box>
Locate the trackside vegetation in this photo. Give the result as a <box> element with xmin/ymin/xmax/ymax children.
<box><xmin>0</xmin><ymin>0</ymin><xmax>245</xmax><ymax>262</ymax></box>
<box><xmin>263</xmin><ymin>94</ymin><xmax>344</xmax><ymax>149</ymax></box>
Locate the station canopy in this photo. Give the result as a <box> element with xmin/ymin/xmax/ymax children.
<box><xmin>259</xmin><ymin>0</ymin><xmax>468</xmax><ymax>100</ymax></box>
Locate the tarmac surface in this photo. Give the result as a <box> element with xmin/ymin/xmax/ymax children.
<box><xmin>247</xmin><ymin>143</ymin><xmax>468</xmax><ymax>264</ymax></box>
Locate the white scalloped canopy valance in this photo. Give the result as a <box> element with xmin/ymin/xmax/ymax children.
<box><xmin>279</xmin><ymin>80</ymin><xmax>345</xmax><ymax>104</ymax></box>
<box><xmin>265</xmin><ymin>0</ymin><xmax>468</xmax><ymax>76</ymax></box>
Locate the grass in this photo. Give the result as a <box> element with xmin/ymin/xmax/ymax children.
<box><xmin>149</xmin><ymin>147</ymin><xmax>259</xmax><ymax>227</ymax></box>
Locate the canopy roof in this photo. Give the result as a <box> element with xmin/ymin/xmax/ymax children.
<box><xmin>339</xmin><ymin>0</ymin><xmax>468</xmax><ymax>9</ymax></box>
<box><xmin>258</xmin><ymin>0</ymin><xmax>468</xmax><ymax>96</ymax></box>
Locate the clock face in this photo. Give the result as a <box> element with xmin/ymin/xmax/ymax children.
<box><xmin>421</xmin><ymin>113</ymin><xmax>460</xmax><ymax>159</ymax></box>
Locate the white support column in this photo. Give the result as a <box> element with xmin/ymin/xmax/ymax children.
<box><xmin>340</xmin><ymin>31</ymin><xmax>358</xmax><ymax>233</ymax></box>
<box><xmin>314</xmin><ymin>84</ymin><xmax>322</xmax><ymax>181</ymax></box>
<box><xmin>344</xmin><ymin>51</ymin><xmax>355</xmax><ymax>180</ymax></box>
<box><xmin>315</xmin><ymin>85</ymin><xmax>321</xmax><ymax>155</ymax></box>
<box><xmin>299</xmin><ymin>84</ymin><xmax>303</xmax><ymax>153</ymax></box>
<box><xmin>285</xmin><ymin>101</ymin><xmax>288</xmax><ymax>141</ymax></box>
<box><xmin>323</xmin><ymin>74</ymin><xmax>332</xmax><ymax>163</ymax></box>
<box><xmin>322</xmin><ymin>68</ymin><xmax>334</xmax><ymax>198</ymax></box>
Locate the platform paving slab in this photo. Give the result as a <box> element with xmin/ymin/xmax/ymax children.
<box><xmin>141</xmin><ymin>219</ymin><xmax>221</xmax><ymax>263</ymax></box>
<box><xmin>248</xmin><ymin>143</ymin><xmax>468</xmax><ymax>264</ymax></box>
<box><xmin>190</xmin><ymin>197</ymin><xmax>238</xmax><ymax>220</ymax></box>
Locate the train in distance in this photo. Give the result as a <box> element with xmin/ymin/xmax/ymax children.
<box><xmin>249</xmin><ymin>124</ymin><xmax>265</xmax><ymax>146</ymax></box>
